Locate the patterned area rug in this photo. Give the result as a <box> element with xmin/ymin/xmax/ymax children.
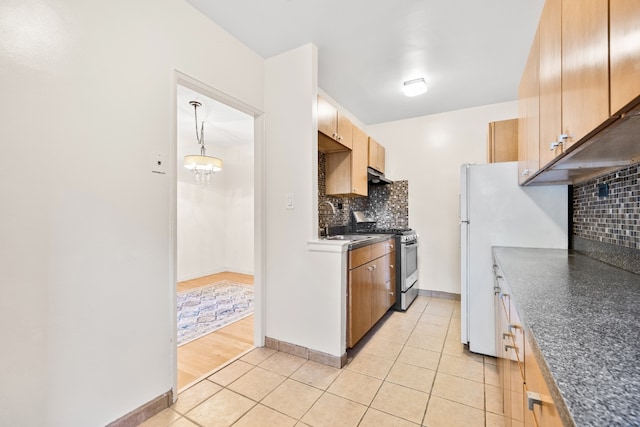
<box><xmin>177</xmin><ymin>280</ymin><xmax>254</xmax><ymax>347</ymax></box>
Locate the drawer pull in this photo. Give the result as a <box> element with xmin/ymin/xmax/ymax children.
<box><xmin>505</xmin><ymin>344</ymin><xmax>518</xmax><ymax>352</ymax></box>
<box><xmin>508</xmin><ymin>324</ymin><xmax>522</xmax><ymax>333</ymax></box>
<box><xmin>527</xmin><ymin>391</ymin><xmax>542</xmax><ymax>411</ymax></box>
<box><xmin>502</xmin><ymin>332</ymin><xmax>514</xmax><ymax>340</ymax></box>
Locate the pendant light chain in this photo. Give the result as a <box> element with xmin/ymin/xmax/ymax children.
<box><xmin>183</xmin><ymin>99</ymin><xmax>222</xmax><ymax>181</ymax></box>
<box><xmin>193</xmin><ymin>102</ymin><xmax>206</xmax><ymax>156</ymax></box>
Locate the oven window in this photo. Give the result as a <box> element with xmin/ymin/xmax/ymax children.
<box><xmin>405</xmin><ymin>243</ymin><xmax>418</xmax><ymax>277</ymax></box>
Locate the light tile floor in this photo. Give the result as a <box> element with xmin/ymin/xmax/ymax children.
<box><xmin>141</xmin><ymin>296</ymin><xmax>506</xmax><ymax>427</ymax></box>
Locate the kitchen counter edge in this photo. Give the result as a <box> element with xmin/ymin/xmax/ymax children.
<box><xmin>492</xmin><ymin>246</ymin><xmax>640</xmax><ymax>427</ymax></box>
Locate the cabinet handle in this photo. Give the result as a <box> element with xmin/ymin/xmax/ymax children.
<box><xmin>390</xmin><ymin>264</ymin><xmax>394</xmax><ymax>269</ymax></box>
<box><xmin>508</xmin><ymin>324</ymin><xmax>522</xmax><ymax>333</ymax></box>
<box><xmin>390</xmin><ymin>244</ymin><xmax>394</xmax><ymax>249</ymax></box>
<box><xmin>338</xmin><ymin>136</ymin><xmax>343</xmax><ymax>141</ymax></box>
<box><xmin>332</xmin><ymin>133</ymin><xmax>337</xmax><ymax>138</ymax></box>
<box><xmin>521</xmin><ymin>169</ymin><xmax>530</xmax><ymax>176</ymax></box>
<box><xmin>390</xmin><ymin>292</ymin><xmax>394</xmax><ymax>296</ymax></box>
<box><xmin>505</xmin><ymin>344</ymin><xmax>518</xmax><ymax>352</ymax></box>
<box><xmin>494</xmin><ymin>286</ymin><xmax>501</xmax><ymax>295</ymax></box>
<box><xmin>372</xmin><ymin>264</ymin><xmax>377</xmax><ymax>270</ymax></box>
<box><xmin>527</xmin><ymin>391</ymin><xmax>542</xmax><ymax>411</ymax></box>
<box><xmin>367</xmin><ymin>266</ymin><xmax>373</xmax><ymax>271</ymax></box>
<box><xmin>502</xmin><ymin>332</ymin><xmax>514</xmax><ymax>340</ymax></box>
<box><xmin>353</xmin><ymin>188</ymin><xmax>357</xmax><ymax>192</ymax></box>
<box><xmin>549</xmin><ymin>134</ymin><xmax>569</xmax><ymax>151</ymax></box>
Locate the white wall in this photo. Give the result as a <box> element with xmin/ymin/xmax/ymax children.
<box><xmin>368</xmin><ymin>102</ymin><xmax>519</xmax><ymax>295</ymax></box>
<box><xmin>178</xmin><ymin>143</ymin><xmax>254</xmax><ymax>281</ymax></box>
<box><xmin>0</xmin><ymin>1</ymin><xmax>263</xmax><ymax>426</ymax></box>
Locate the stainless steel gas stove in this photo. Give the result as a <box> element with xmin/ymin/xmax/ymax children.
<box><xmin>356</xmin><ymin>227</ymin><xmax>419</xmax><ymax>311</ymax></box>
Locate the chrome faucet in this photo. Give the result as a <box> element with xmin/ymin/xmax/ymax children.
<box><xmin>319</xmin><ymin>201</ymin><xmax>337</xmax><ymax>237</ymax></box>
<box><xmin>319</xmin><ymin>200</ymin><xmax>337</xmax><ymax>214</ymax></box>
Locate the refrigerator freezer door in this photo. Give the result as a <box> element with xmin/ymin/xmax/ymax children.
<box><xmin>464</xmin><ymin>162</ymin><xmax>567</xmax><ymax>356</ymax></box>
<box><xmin>459</xmin><ymin>164</ymin><xmax>469</xmax><ymax>222</ymax></box>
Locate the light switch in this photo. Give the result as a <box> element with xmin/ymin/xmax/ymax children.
<box><xmin>152</xmin><ymin>152</ymin><xmax>167</xmax><ymax>174</ymax></box>
<box><xmin>285</xmin><ymin>193</ymin><xmax>294</xmax><ymax>210</ymax></box>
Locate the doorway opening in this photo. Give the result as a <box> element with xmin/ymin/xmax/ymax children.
<box><xmin>174</xmin><ymin>79</ymin><xmax>260</xmax><ymax>391</ymax></box>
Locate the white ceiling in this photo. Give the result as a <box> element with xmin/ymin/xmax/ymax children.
<box><xmin>186</xmin><ymin>0</ymin><xmax>544</xmax><ymax>125</ymax></box>
<box><xmin>177</xmin><ymin>84</ymin><xmax>254</xmax><ymax>155</ymax></box>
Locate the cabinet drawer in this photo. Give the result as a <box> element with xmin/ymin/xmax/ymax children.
<box><xmin>349</xmin><ymin>239</ymin><xmax>394</xmax><ymax>270</ymax></box>
<box><xmin>349</xmin><ymin>246</ymin><xmax>371</xmax><ymax>269</ymax></box>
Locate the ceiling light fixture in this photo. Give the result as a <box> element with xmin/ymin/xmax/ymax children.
<box><xmin>403</xmin><ymin>78</ymin><xmax>428</xmax><ymax>97</ymax></box>
<box><xmin>183</xmin><ymin>100</ymin><xmax>222</xmax><ymax>184</ymax></box>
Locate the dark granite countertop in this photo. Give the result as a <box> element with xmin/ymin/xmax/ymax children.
<box><xmin>492</xmin><ymin>247</ymin><xmax>640</xmax><ymax>427</ymax></box>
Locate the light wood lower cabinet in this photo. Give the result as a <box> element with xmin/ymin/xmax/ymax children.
<box><xmin>524</xmin><ymin>336</ymin><xmax>563</xmax><ymax>427</ymax></box>
<box><xmin>347</xmin><ymin>239</ymin><xmax>395</xmax><ymax>347</ymax></box>
<box><xmin>495</xmin><ymin>264</ymin><xmax>564</xmax><ymax>427</ymax></box>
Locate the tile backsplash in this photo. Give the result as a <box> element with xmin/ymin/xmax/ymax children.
<box><xmin>572</xmin><ymin>163</ymin><xmax>639</xmax><ymax>273</ymax></box>
<box><xmin>573</xmin><ymin>164</ymin><xmax>639</xmax><ymax>249</ymax></box>
<box><xmin>318</xmin><ymin>152</ymin><xmax>409</xmax><ymax>233</ymax></box>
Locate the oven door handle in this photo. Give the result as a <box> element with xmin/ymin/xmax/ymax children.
<box><xmin>403</xmin><ymin>241</ymin><xmax>418</xmax><ymax>247</ymax></box>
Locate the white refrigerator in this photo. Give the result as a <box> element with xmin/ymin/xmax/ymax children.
<box><xmin>460</xmin><ymin>162</ymin><xmax>568</xmax><ymax>356</ymax></box>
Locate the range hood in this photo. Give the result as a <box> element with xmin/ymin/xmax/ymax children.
<box><xmin>367</xmin><ymin>167</ymin><xmax>393</xmax><ymax>185</ymax></box>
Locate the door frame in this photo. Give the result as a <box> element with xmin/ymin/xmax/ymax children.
<box><xmin>170</xmin><ymin>70</ymin><xmax>266</xmax><ymax>395</ymax></box>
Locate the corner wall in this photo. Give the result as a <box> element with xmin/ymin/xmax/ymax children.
<box><xmin>0</xmin><ymin>1</ymin><xmax>263</xmax><ymax>425</ymax></box>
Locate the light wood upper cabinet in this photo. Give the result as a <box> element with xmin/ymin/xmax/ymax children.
<box><xmin>351</xmin><ymin>126</ymin><xmax>368</xmax><ymax>195</ymax></box>
<box><xmin>368</xmin><ymin>137</ymin><xmax>385</xmax><ymax>173</ymax></box>
<box><xmin>317</xmin><ymin>95</ymin><xmax>353</xmax><ymax>152</ymax></box>
<box><xmin>538</xmin><ymin>0</ymin><xmax>563</xmax><ymax>167</ymax></box>
<box><xmin>610</xmin><ymin>0</ymin><xmax>640</xmax><ymax>115</ymax></box>
<box><xmin>488</xmin><ymin>119</ymin><xmax>518</xmax><ymax>163</ymax></box>
<box><xmin>325</xmin><ymin>125</ymin><xmax>368</xmax><ymax>197</ymax></box>
<box><xmin>518</xmin><ymin>28</ymin><xmax>540</xmax><ymax>185</ymax></box>
<box><xmin>561</xmin><ymin>0</ymin><xmax>609</xmax><ymax>150</ymax></box>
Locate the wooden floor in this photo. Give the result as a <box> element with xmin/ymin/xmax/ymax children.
<box><xmin>177</xmin><ymin>272</ymin><xmax>254</xmax><ymax>390</ymax></box>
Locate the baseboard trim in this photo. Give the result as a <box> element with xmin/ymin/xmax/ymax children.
<box><xmin>106</xmin><ymin>390</ymin><xmax>173</xmax><ymax>427</ymax></box>
<box><xmin>418</xmin><ymin>289</ymin><xmax>461</xmax><ymax>301</ymax></box>
<box><xmin>265</xmin><ymin>337</ymin><xmax>347</xmax><ymax>368</ymax></box>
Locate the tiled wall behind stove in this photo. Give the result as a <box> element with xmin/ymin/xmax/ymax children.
<box><xmin>318</xmin><ymin>152</ymin><xmax>409</xmax><ymax>232</ymax></box>
<box><xmin>573</xmin><ymin>164</ymin><xmax>639</xmax><ymax>250</ymax></box>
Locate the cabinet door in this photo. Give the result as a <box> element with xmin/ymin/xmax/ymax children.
<box><xmin>518</xmin><ymin>29</ymin><xmax>540</xmax><ymax>184</ymax></box>
<box><xmin>561</xmin><ymin>0</ymin><xmax>609</xmax><ymax>149</ymax></box>
<box><xmin>488</xmin><ymin>119</ymin><xmax>518</xmax><ymax>163</ymax></box>
<box><xmin>524</xmin><ymin>336</ymin><xmax>563</xmax><ymax>427</ymax></box>
<box><xmin>371</xmin><ymin>256</ymin><xmax>389</xmax><ymax>324</ymax></box>
<box><xmin>538</xmin><ymin>0</ymin><xmax>563</xmax><ymax>166</ymax></box>
<box><xmin>371</xmin><ymin>250</ymin><xmax>397</xmax><ymax>323</ymax></box>
<box><xmin>351</xmin><ymin>126</ymin><xmax>368</xmax><ymax>196</ymax></box>
<box><xmin>498</xmin><ymin>292</ymin><xmax>513</xmax><ymax>425</ymax></box>
<box><xmin>348</xmin><ymin>263</ymin><xmax>372</xmax><ymax>347</ymax></box>
<box><xmin>368</xmin><ymin>137</ymin><xmax>385</xmax><ymax>173</ymax></box>
<box><xmin>317</xmin><ymin>95</ymin><xmax>337</xmax><ymax>138</ymax></box>
<box><xmin>337</xmin><ymin>112</ymin><xmax>353</xmax><ymax>149</ymax></box>
<box><xmin>610</xmin><ymin>0</ymin><xmax>640</xmax><ymax>115</ymax></box>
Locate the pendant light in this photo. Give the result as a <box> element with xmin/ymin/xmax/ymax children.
<box><xmin>183</xmin><ymin>100</ymin><xmax>222</xmax><ymax>183</ymax></box>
